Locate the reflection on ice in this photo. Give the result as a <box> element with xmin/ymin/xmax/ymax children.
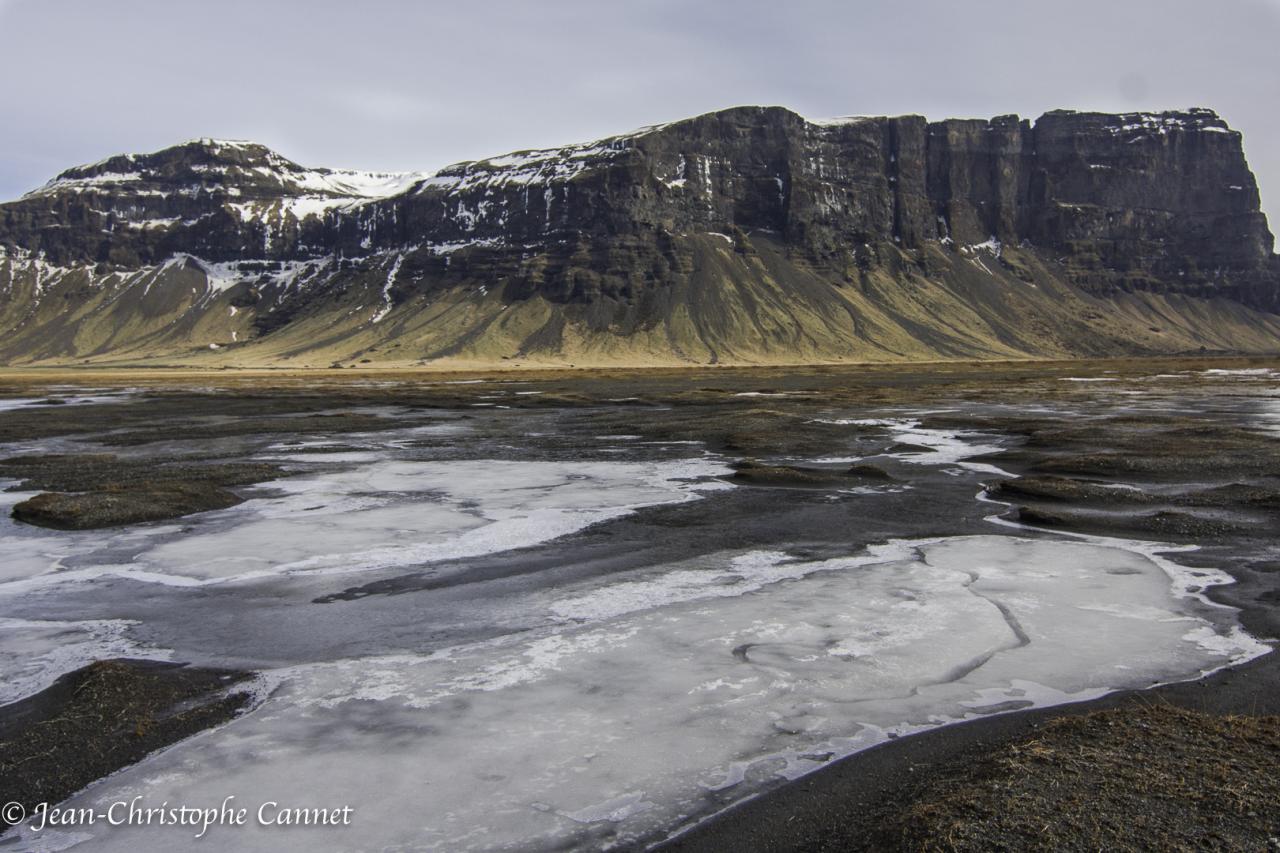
<box><xmin>16</xmin><ymin>535</ymin><xmax>1264</xmax><ymax>852</ymax></box>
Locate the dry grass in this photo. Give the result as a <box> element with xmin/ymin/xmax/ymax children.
<box><xmin>0</xmin><ymin>661</ymin><xmax>251</xmax><ymax>824</ymax></box>
<box><xmin>860</xmin><ymin>703</ymin><xmax>1280</xmax><ymax>852</ymax></box>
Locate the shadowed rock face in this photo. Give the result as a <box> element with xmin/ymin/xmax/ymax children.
<box><xmin>0</xmin><ymin>106</ymin><xmax>1276</xmax><ymax>366</ymax></box>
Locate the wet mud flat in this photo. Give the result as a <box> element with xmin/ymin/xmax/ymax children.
<box><xmin>0</xmin><ymin>356</ymin><xmax>1277</xmax><ymax>851</ymax></box>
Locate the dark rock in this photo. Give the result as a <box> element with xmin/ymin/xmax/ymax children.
<box><xmin>0</xmin><ymin>139</ymin><xmax>398</xmax><ymax>266</ymax></box>
<box><xmin>5</xmin><ymin>107</ymin><xmax>1270</xmax><ymax>304</ymax></box>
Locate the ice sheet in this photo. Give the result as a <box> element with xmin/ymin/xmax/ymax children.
<box><xmin>815</xmin><ymin>417</ymin><xmax>1012</xmax><ymax>476</ymax></box>
<box><xmin>8</xmin><ymin>535</ymin><xmax>1264</xmax><ymax>852</ymax></box>
<box><xmin>0</xmin><ymin>617</ymin><xmax>172</xmax><ymax>704</ymax></box>
<box><xmin>0</xmin><ymin>458</ymin><xmax>733</xmax><ymax>590</ymax></box>
<box><xmin>137</xmin><ymin>458</ymin><xmax>733</xmax><ymax>584</ymax></box>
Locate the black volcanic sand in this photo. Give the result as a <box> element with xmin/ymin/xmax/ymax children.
<box><xmin>0</xmin><ymin>356</ymin><xmax>1278</xmax><ymax>849</ymax></box>
<box><xmin>0</xmin><ymin>660</ymin><xmax>254</xmax><ymax>827</ymax></box>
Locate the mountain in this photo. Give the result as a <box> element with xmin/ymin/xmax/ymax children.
<box><xmin>2</xmin><ymin>106</ymin><xmax>1278</xmax><ymax>367</ymax></box>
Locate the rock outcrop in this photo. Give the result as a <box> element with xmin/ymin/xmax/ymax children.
<box><xmin>0</xmin><ymin>106</ymin><xmax>1276</xmax><ymax>367</ymax></box>
<box><xmin>0</xmin><ymin>139</ymin><xmax>426</xmax><ymax>267</ymax></box>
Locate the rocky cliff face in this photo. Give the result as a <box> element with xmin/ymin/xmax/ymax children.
<box><xmin>2</xmin><ymin>139</ymin><xmax>426</xmax><ymax>266</ymax></box>
<box><xmin>0</xmin><ymin>106</ymin><xmax>1276</xmax><ymax>367</ymax></box>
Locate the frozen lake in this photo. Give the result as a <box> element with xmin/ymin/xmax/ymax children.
<box><xmin>0</xmin><ymin>367</ymin><xmax>1273</xmax><ymax>851</ymax></box>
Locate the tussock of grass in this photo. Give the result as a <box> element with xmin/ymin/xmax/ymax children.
<box><xmin>0</xmin><ymin>661</ymin><xmax>252</xmax><ymax>823</ymax></box>
<box><xmin>861</xmin><ymin>704</ymin><xmax>1280</xmax><ymax>852</ymax></box>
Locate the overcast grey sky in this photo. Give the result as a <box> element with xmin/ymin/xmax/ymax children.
<box><xmin>2</xmin><ymin>0</ymin><xmax>1277</xmax><ymax>230</ymax></box>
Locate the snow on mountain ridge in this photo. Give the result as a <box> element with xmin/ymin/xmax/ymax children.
<box><xmin>13</xmin><ymin>139</ymin><xmax>436</xmax><ymax>247</ymax></box>
<box><xmin>21</xmin><ymin>138</ymin><xmax>430</xmax><ymax>205</ymax></box>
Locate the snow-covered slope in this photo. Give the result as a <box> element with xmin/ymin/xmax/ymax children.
<box><xmin>8</xmin><ymin>138</ymin><xmax>430</xmax><ymax>265</ymax></box>
<box><xmin>24</xmin><ymin>137</ymin><xmax>428</xmax><ymax>209</ymax></box>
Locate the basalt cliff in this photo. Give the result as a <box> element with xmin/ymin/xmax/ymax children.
<box><xmin>1</xmin><ymin>106</ymin><xmax>1278</xmax><ymax>367</ymax></box>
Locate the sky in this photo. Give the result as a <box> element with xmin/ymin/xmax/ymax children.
<box><xmin>1</xmin><ymin>0</ymin><xmax>1278</xmax><ymax>230</ymax></box>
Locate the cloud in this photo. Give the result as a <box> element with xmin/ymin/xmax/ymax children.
<box><xmin>0</xmin><ymin>0</ymin><xmax>1277</xmax><ymax>232</ymax></box>
<box><xmin>331</xmin><ymin>90</ymin><xmax>440</xmax><ymax>124</ymax></box>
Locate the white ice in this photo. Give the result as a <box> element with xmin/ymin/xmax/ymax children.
<box><xmin>7</xmin><ymin>534</ymin><xmax>1265</xmax><ymax>853</ymax></box>
<box><xmin>1202</xmin><ymin>368</ymin><xmax>1277</xmax><ymax>378</ymax></box>
<box><xmin>852</xmin><ymin>417</ymin><xmax>1012</xmax><ymax>477</ymax></box>
<box><xmin>0</xmin><ymin>617</ymin><xmax>172</xmax><ymax>705</ymax></box>
<box><xmin>0</xmin><ymin>392</ymin><xmax>137</xmax><ymax>412</ymax></box>
<box><xmin>0</xmin><ymin>458</ymin><xmax>733</xmax><ymax>590</ymax></box>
